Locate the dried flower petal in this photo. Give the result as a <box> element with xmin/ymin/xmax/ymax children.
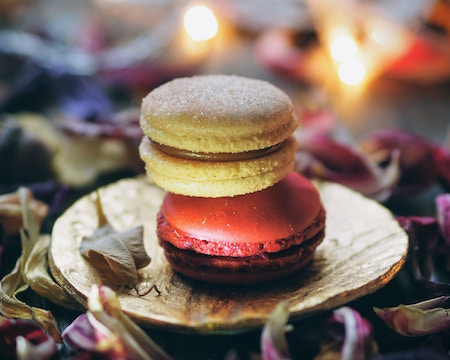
<box><xmin>0</xmin><ymin>188</ymin><xmax>62</xmax><ymax>342</ymax></box>
<box><xmin>0</xmin><ymin>187</ymin><xmax>81</xmax><ymax>341</ymax></box>
<box><xmin>23</xmin><ymin>234</ymin><xmax>82</xmax><ymax>310</ymax></box>
<box><xmin>397</xmin><ymin>216</ymin><xmax>450</xmax><ymax>296</ymax></box>
<box><xmin>63</xmin><ymin>285</ymin><xmax>171</xmax><ymax>360</ymax></box>
<box><xmin>0</xmin><ymin>120</ymin><xmax>54</xmax><ymax>186</ymax></box>
<box><xmin>80</xmin><ymin>195</ymin><xmax>150</xmax><ymax>288</ymax></box>
<box><xmin>0</xmin><ymin>61</ymin><xmax>112</xmax><ymax>121</ymax></box>
<box><xmin>435</xmin><ymin>194</ymin><xmax>450</xmax><ymax>271</ymax></box>
<box><xmin>294</xmin><ymin>130</ymin><xmax>400</xmax><ymax>202</ymax></box>
<box><xmin>64</xmin><ymin>313</ymin><xmax>127</xmax><ymax>357</ymax></box>
<box><xmin>360</xmin><ymin>129</ymin><xmax>438</xmax><ymax>197</ymax></box>
<box><xmin>80</xmin><ymin>224</ymin><xmax>146</xmax><ymax>286</ymax></box>
<box><xmin>16</xmin><ymin>335</ymin><xmax>57</xmax><ymax>360</ymax></box>
<box><xmin>374</xmin><ymin>297</ymin><xmax>450</xmax><ymax>336</ymax></box>
<box><xmin>0</xmin><ymin>189</ymin><xmax>48</xmax><ymax>240</ymax></box>
<box><xmin>433</xmin><ymin>146</ymin><xmax>450</xmax><ymax>191</ymax></box>
<box><xmin>0</xmin><ymin>316</ymin><xmax>57</xmax><ymax>360</ymax></box>
<box><xmin>327</xmin><ymin>307</ymin><xmax>375</xmax><ymax>360</ymax></box>
<box><xmin>260</xmin><ymin>302</ymin><xmax>292</xmax><ymax>360</ymax></box>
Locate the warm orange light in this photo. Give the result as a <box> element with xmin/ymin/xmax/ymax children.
<box><xmin>329</xmin><ymin>28</ymin><xmax>357</xmax><ymax>62</ymax></box>
<box><xmin>338</xmin><ymin>58</ymin><xmax>366</xmax><ymax>85</ymax></box>
<box><xmin>183</xmin><ymin>5</ymin><xmax>218</xmax><ymax>42</ymax></box>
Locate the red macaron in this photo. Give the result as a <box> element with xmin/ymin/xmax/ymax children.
<box><xmin>157</xmin><ymin>172</ymin><xmax>325</xmax><ymax>284</ymax></box>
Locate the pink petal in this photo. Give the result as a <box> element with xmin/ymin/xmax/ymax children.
<box><xmin>295</xmin><ymin>130</ymin><xmax>400</xmax><ymax>201</ymax></box>
<box><xmin>374</xmin><ymin>297</ymin><xmax>450</xmax><ymax>336</ymax></box>
<box><xmin>360</xmin><ymin>129</ymin><xmax>438</xmax><ymax>197</ymax></box>
<box><xmin>62</xmin><ymin>314</ymin><xmax>107</xmax><ymax>353</ymax></box>
<box><xmin>300</xmin><ymin>109</ymin><xmax>336</xmax><ymax>134</ymax></box>
<box><xmin>16</xmin><ymin>335</ymin><xmax>57</xmax><ymax>360</ymax></box>
<box><xmin>261</xmin><ymin>302</ymin><xmax>292</xmax><ymax>360</ymax></box>
<box><xmin>90</xmin><ymin>285</ymin><xmax>171</xmax><ymax>360</ymax></box>
<box><xmin>433</xmin><ymin>146</ymin><xmax>450</xmax><ymax>191</ymax></box>
<box><xmin>0</xmin><ymin>317</ymin><xmax>56</xmax><ymax>360</ymax></box>
<box><xmin>329</xmin><ymin>307</ymin><xmax>374</xmax><ymax>360</ymax></box>
<box><xmin>436</xmin><ymin>194</ymin><xmax>450</xmax><ymax>270</ymax></box>
<box><xmin>397</xmin><ymin>216</ymin><xmax>450</xmax><ymax>296</ymax></box>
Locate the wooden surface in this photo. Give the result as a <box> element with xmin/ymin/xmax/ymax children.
<box><xmin>49</xmin><ymin>177</ymin><xmax>408</xmax><ymax>333</ymax></box>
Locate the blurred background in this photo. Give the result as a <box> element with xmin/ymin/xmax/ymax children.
<box><xmin>1</xmin><ymin>1</ymin><xmax>450</xmax><ymax>358</ymax></box>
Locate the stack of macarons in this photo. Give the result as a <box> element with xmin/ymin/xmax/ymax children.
<box><xmin>139</xmin><ymin>75</ymin><xmax>326</xmax><ymax>284</ymax></box>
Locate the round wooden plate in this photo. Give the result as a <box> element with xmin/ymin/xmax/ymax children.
<box><xmin>49</xmin><ymin>177</ymin><xmax>408</xmax><ymax>333</ymax></box>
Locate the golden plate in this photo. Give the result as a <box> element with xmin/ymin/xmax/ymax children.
<box><xmin>49</xmin><ymin>177</ymin><xmax>408</xmax><ymax>333</ymax></box>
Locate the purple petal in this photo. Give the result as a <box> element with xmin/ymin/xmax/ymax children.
<box><xmin>56</xmin><ymin>74</ymin><xmax>113</xmax><ymax>122</ymax></box>
<box><xmin>295</xmin><ymin>131</ymin><xmax>369</xmax><ymax>173</ymax></box>
<box><xmin>260</xmin><ymin>302</ymin><xmax>291</xmax><ymax>360</ymax></box>
<box><xmin>397</xmin><ymin>216</ymin><xmax>450</xmax><ymax>295</ymax></box>
<box><xmin>59</xmin><ymin>108</ymin><xmax>143</xmax><ymax>141</ymax></box>
<box><xmin>62</xmin><ymin>314</ymin><xmax>99</xmax><ymax>353</ymax></box>
<box><xmin>0</xmin><ymin>59</ymin><xmax>113</xmax><ymax>122</ymax></box>
<box><xmin>0</xmin><ymin>62</ymin><xmax>57</xmax><ymax>114</ymax></box>
<box><xmin>435</xmin><ymin>194</ymin><xmax>450</xmax><ymax>270</ymax></box>
<box><xmin>328</xmin><ymin>307</ymin><xmax>374</xmax><ymax>360</ymax></box>
<box><xmin>360</xmin><ymin>129</ymin><xmax>438</xmax><ymax>197</ymax></box>
<box><xmin>374</xmin><ymin>297</ymin><xmax>450</xmax><ymax>336</ymax></box>
<box><xmin>92</xmin><ymin>285</ymin><xmax>172</xmax><ymax>360</ymax></box>
<box><xmin>294</xmin><ymin>130</ymin><xmax>400</xmax><ymax>201</ymax></box>
<box><xmin>433</xmin><ymin>147</ymin><xmax>450</xmax><ymax>191</ymax></box>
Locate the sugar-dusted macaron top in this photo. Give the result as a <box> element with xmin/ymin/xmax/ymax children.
<box><xmin>160</xmin><ymin>172</ymin><xmax>322</xmax><ymax>253</ymax></box>
<box><xmin>140</xmin><ymin>75</ymin><xmax>298</xmax><ymax>153</ymax></box>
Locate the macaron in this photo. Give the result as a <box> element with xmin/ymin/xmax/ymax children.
<box><xmin>157</xmin><ymin>172</ymin><xmax>326</xmax><ymax>284</ymax></box>
<box><xmin>139</xmin><ymin>75</ymin><xmax>298</xmax><ymax>198</ymax></box>
<box><xmin>139</xmin><ymin>74</ymin><xmax>326</xmax><ymax>284</ymax></box>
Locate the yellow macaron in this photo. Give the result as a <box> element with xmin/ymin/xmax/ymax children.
<box><xmin>139</xmin><ymin>75</ymin><xmax>298</xmax><ymax>197</ymax></box>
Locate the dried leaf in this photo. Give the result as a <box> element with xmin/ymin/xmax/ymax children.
<box><xmin>0</xmin><ymin>190</ymin><xmax>47</xmax><ymax>241</ymax></box>
<box><xmin>260</xmin><ymin>302</ymin><xmax>292</xmax><ymax>360</ymax></box>
<box><xmin>0</xmin><ymin>187</ymin><xmax>80</xmax><ymax>342</ymax></box>
<box><xmin>23</xmin><ymin>234</ymin><xmax>82</xmax><ymax>310</ymax></box>
<box><xmin>63</xmin><ymin>285</ymin><xmax>171</xmax><ymax>360</ymax></box>
<box><xmin>80</xmin><ymin>195</ymin><xmax>150</xmax><ymax>288</ymax></box>
<box><xmin>374</xmin><ymin>297</ymin><xmax>450</xmax><ymax>336</ymax></box>
<box><xmin>0</xmin><ymin>258</ymin><xmax>61</xmax><ymax>343</ymax></box>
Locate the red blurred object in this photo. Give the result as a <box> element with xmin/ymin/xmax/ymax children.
<box><xmin>255</xmin><ymin>27</ymin><xmax>450</xmax><ymax>85</ymax></box>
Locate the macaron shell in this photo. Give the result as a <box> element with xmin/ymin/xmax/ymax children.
<box><xmin>159</xmin><ymin>236</ymin><xmax>321</xmax><ymax>284</ymax></box>
<box><xmin>139</xmin><ymin>135</ymin><xmax>297</xmax><ymax>197</ymax></box>
<box><xmin>140</xmin><ymin>75</ymin><xmax>297</xmax><ymax>153</ymax></box>
<box><xmin>160</xmin><ymin>172</ymin><xmax>323</xmax><ymax>255</ymax></box>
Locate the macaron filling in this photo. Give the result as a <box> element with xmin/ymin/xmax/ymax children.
<box><xmin>150</xmin><ymin>138</ymin><xmax>283</xmax><ymax>161</ymax></box>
